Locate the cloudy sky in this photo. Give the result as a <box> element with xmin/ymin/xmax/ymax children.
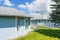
<box><xmin>0</xmin><ymin>0</ymin><xmax>55</xmax><ymax>16</ymax></box>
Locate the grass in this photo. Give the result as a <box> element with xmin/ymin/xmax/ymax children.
<box><xmin>15</xmin><ymin>26</ymin><xmax>60</xmax><ymax>40</ymax></box>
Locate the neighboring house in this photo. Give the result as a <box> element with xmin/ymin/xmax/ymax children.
<box><xmin>31</xmin><ymin>13</ymin><xmax>60</xmax><ymax>28</ymax></box>
<box><xmin>0</xmin><ymin>7</ymin><xmax>31</xmax><ymax>40</ymax></box>
<box><xmin>31</xmin><ymin>14</ymin><xmax>51</xmax><ymax>27</ymax></box>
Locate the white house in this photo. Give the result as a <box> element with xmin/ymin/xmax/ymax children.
<box><xmin>30</xmin><ymin>13</ymin><xmax>53</xmax><ymax>27</ymax></box>
<box><xmin>0</xmin><ymin>6</ymin><xmax>31</xmax><ymax>40</ymax></box>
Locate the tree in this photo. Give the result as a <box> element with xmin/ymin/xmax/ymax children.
<box><xmin>50</xmin><ymin>0</ymin><xmax>60</xmax><ymax>27</ymax></box>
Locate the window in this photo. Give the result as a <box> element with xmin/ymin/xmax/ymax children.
<box><xmin>17</xmin><ymin>17</ymin><xmax>20</xmax><ymax>26</ymax></box>
<box><xmin>25</xmin><ymin>18</ymin><xmax>30</xmax><ymax>29</ymax></box>
<box><xmin>17</xmin><ymin>17</ymin><xmax>20</xmax><ymax>31</ymax></box>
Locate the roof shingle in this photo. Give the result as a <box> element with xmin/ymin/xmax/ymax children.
<box><xmin>0</xmin><ymin>6</ymin><xmax>31</xmax><ymax>18</ymax></box>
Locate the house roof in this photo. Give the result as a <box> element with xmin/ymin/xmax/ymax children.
<box><xmin>31</xmin><ymin>13</ymin><xmax>50</xmax><ymax>20</ymax></box>
<box><xmin>0</xmin><ymin>6</ymin><xmax>31</xmax><ymax>18</ymax></box>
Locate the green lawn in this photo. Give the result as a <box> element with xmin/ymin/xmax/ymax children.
<box><xmin>15</xmin><ymin>27</ymin><xmax>60</xmax><ymax>40</ymax></box>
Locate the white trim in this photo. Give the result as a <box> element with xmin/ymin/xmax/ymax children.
<box><xmin>15</xmin><ymin>16</ymin><xmax>18</xmax><ymax>37</ymax></box>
